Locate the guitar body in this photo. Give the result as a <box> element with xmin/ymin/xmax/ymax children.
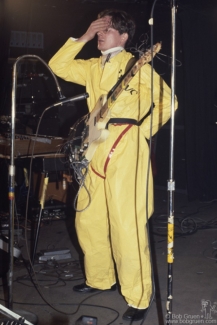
<box><xmin>81</xmin><ymin>94</ymin><xmax>111</xmax><ymax>162</ymax></box>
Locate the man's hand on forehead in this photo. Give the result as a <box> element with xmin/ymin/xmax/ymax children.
<box><xmin>97</xmin><ymin>17</ymin><xmax>112</xmax><ymax>32</ymax></box>
<box><xmin>77</xmin><ymin>17</ymin><xmax>111</xmax><ymax>42</ymax></box>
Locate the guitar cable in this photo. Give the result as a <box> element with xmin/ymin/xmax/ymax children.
<box><xmin>71</xmin><ymin>161</ymin><xmax>91</xmax><ymax>212</ymax></box>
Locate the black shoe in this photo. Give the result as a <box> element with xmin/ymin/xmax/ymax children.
<box><xmin>73</xmin><ymin>282</ymin><xmax>116</xmax><ymax>293</ymax></box>
<box><xmin>122</xmin><ymin>307</ymin><xmax>148</xmax><ymax>321</ymax></box>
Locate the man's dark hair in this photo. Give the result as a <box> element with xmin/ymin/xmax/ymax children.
<box><xmin>98</xmin><ymin>9</ymin><xmax>136</xmax><ymax>47</ymax></box>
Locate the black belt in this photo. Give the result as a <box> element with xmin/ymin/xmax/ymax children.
<box><xmin>106</xmin><ymin>118</ymin><xmax>138</xmax><ymax>129</ymax></box>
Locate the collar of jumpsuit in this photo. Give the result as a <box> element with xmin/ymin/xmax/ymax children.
<box><xmin>101</xmin><ymin>46</ymin><xmax>124</xmax><ymax>67</ymax></box>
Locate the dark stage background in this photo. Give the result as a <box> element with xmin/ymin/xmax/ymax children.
<box><xmin>0</xmin><ymin>0</ymin><xmax>217</xmax><ymax>201</ymax></box>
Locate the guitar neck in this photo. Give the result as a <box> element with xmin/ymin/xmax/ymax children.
<box><xmin>96</xmin><ymin>57</ymin><xmax>146</xmax><ymax>122</ymax></box>
<box><xmin>96</xmin><ymin>43</ymin><xmax>161</xmax><ymax>122</ymax></box>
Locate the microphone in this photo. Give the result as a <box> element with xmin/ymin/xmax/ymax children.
<box><xmin>42</xmin><ymin>92</ymin><xmax>89</xmax><ymax>115</ymax></box>
<box><xmin>53</xmin><ymin>92</ymin><xmax>89</xmax><ymax>107</ymax></box>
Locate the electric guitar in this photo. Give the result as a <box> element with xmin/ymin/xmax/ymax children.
<box><xmin>79</xmin><ymin>42</ymin><xmax>162</xmax><ymax>163</ymax></box>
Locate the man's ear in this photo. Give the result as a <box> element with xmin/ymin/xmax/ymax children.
<box><xmin>121</xmin><ymin>33</ymin><xmax>129</xmax><ymax>46</ymax></box>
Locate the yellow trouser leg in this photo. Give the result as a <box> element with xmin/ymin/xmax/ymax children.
<box><xmin>103</xmin><ymin>129</ymin><xmax>153</xmax><ymax>308</ymax></box>
<box><xmin>75</xmin><ymin>169</ymin><xmax>116</xmax><ymax>289</ymax></box>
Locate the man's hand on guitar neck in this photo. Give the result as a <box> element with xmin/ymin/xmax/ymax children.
<box><xmin>77</xmin><ymin>17</ymin><xmax>111</xmax><ymax>43</ymax></box>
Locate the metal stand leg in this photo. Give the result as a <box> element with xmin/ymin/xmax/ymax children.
<box><xmin>31</xmin><ymin>173</ymin><xmax>49</xmax><ymax>264</ymax></box>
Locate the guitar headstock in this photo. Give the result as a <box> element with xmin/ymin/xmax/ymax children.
<box><xmin>141</xmin><ymin>42</ymin><xmax>162</xmax><ymax>63</ymax></box>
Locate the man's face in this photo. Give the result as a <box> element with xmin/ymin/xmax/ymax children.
<box><xmin>97</xmin><ymin>16</ymin><xmax>127</xmax><ymax>51</ymax></box>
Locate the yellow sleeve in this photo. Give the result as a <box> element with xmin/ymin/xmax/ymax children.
<box><xmin>48</xmin><ymin>38</ymin><xmax>90</xmax><ymax>86</ymax></box>
<box><xmin>140</xmin><ymin>64</ymin><xmax>178</xmax><ymax>139</ymax></box>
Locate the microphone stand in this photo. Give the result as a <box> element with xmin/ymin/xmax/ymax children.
<box><xmin>30</xmin><ymin>92</ymin><xmax>89</xmax><ymax>265</ymax></box>
<box><xmin>166</xmin><ymin>0</ymin><xmax>177</xmax><ymax>323</ymax></box>
<box><xmin>8</xmin><ymin>54</ymin><xmax>66</xmax><ymax>320</ymax></box>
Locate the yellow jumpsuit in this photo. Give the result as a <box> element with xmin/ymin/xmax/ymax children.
<box><xmin>49</xmin><ymin>38</ymin><xmax>177</xmax><ymax>308</ymax></box>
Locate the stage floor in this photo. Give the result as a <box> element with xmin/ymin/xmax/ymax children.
<box><xmin>0</xmin><ymin>188</ymin><xmax>217</xmax><ymax>325</ymax></box>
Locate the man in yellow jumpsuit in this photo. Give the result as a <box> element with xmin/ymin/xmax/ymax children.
<box><xmin>49</xmin><ymin>9</ymin><xmax>177</xmax><ymax>321</ymax></box>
